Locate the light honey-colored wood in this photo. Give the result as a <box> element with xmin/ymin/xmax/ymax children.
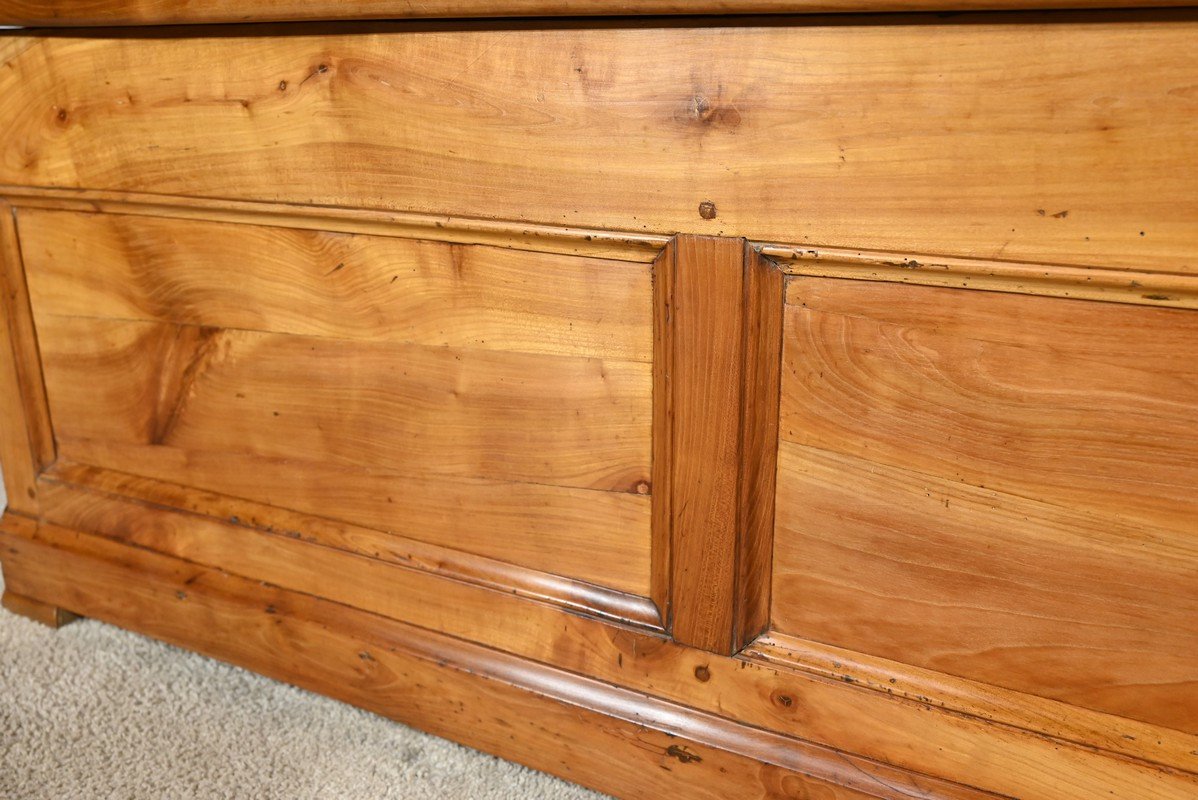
<box><xmin>2</xmin><ymin>19</ymin><xmax>1198</xmax><ymax>273</ymax></box>
<box><xmin>35</xmin><ymin>317</ymin><xmax>653</xmax><ymax>594</ymax></box>
<box><xmin>0</xmin><ymin>1</ymin><xmax>1193</xmax><ymax>26</ymax></box>
<box><xmin>1</xmin><ymin>10</ymin><xmax>1196</xmax><ymax>800</ymax></box>
<box><xmin>1</xmin><ymin>187</ymin><xmax>670</xmax><ymax>263</ymax></box>
<box><xmin>0</xmin><ymin>589</ymin><xmax>77</xmax><ymax>628</ymax></box>
<box><xmin>38</xmin><ymin>316</ymin><xmax>651</xmax><ymax>493</ymax></box>
<box><xmin>18</xmin><ymin>209</ymin><xmax>653</xmax><ymax>362</ymax></box>
<box><xmin>781</xmin><ymin>277</ymin><xmax>1198</xmax><ymax>538</ymax></box>
<box><xmin>1</xmin><ymin>515</ymin><xmax>1012</xmax><ymax>800</ymax></box>
<box><xmin>774</xmin><ymin>277</ymin><xmax>1198</xmax><ymax>732</ymax></box>
<box><xmin>0</xmin><ymin>202</ymin><xmax>48</xmax><ymax>514</ymax></box>
<box><xmin>5</xmin><ymin>514</ymin><xmax>1197</xmax><ymax>800</ymax></box>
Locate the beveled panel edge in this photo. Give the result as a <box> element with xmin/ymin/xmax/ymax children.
<box><xmin>0</xmin><ymin>187</ymin><xmax>670</xmax><ymax>264</ymax></box>
<box><xmin>744</xmin><ymin>632</ymin><xmax>1198</xmax><ymax>776</ymax></box>
<box><xmin>41</xmin><ymin>461</ymin><xmax>666</xmax><ymax>632</ymax></box>
<box><xmin>760</xmin><ymin>242</ymin><xmax>1198</xmax><ymax>310</ymax></box>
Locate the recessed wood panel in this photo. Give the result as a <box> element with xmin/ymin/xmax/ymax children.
<box><xmin>773</xmin><ymin>277</ymin><xmax>1198</xmax><ymax>731</ymax></box>
<box><xmin>22</xmin><ymin>213</ymin><xmax>653</xmax><ymax>595</ymax></box>
<box><xmin>2</xmin><ymin>19</ymin><xmax>1197</xmax><ymax>272</ymax></box>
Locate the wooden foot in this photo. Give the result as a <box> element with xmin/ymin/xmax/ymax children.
<box><xmin>2</xmin><ymin>589</ymin><xmax>79</xmax><ymax>628</ymax></box>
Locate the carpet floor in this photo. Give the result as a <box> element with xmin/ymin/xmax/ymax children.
<box><xmin>0</xmin><ymin>569</ymin><xmax>607</xmax><ymax>800</ymax></box>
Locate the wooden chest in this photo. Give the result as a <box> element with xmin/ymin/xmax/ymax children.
<box><xmin>0</xmin><ymin>3</ymin><xmax>1195</xmax><ymax>797</ymax></box>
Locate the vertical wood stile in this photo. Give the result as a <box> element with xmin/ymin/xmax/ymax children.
<box><xmin>661</xmin><ymin>235</ymin><xmax>783</xmax><ymax>654</ymax></box>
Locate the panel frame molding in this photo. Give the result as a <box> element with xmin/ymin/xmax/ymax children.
<box><xmin>3</xmin><ymin>192</ymin><xmax>670</xmax><ymax>632</ymax></box>
<box><xmin>0</xmin><ymin>189</ymin><xmax>1195</xmax><ymax>793</ymax></box>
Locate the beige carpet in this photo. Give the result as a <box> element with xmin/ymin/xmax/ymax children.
<box><xmin>0</xmin><ymin>567</ymin><xmax>607</xmax><ymax>800</ymax></box>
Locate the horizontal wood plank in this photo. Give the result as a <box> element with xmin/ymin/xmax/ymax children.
<box><xmin>2</xmin><ymin>19</ymin><xmax>1197</xmax><ymax>272</ymax></box>
<box><xmin>0</xmin><ymin>2</ymin><xmax>1193</xmax><ymax>26</ymax></box>
<box><xmin>772</xmin><ymin>442</ymin><xmax>1198</xmax><ymax>733</ymax></box>
<box><xmin>18</xmin><ymin>209</ymin><xmax>652</xmax><ymax>363</ymax></box>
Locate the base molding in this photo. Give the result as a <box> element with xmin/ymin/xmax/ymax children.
<box><xmin>0</xmin><ymin>513</ymin><xmax>1000</xmax><ymax>800</ymax></box>
<box><xmin>3</xmin><ymin>512</ymin><xmax>1196</xmax><ymax>799</ymax></box>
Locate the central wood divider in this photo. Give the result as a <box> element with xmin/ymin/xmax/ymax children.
<box><xmin>657</xmin><ymin>236</ymin><xmax>784</xmax><ymax>654</ymax></box>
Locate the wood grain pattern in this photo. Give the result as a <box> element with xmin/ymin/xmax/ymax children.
<box><xmin>0</xmin><ymin>1</ymin><xmax>1194</xmax><ymax>26</ymax></box>
<box><xmin>667</xmin><ymin>235</ymin><xmax>745</xmax><ymax>653</ymax></box>
<box><xmin>665</xmin><ymin>238</ymin><xmax>784</xmax><ymax>654</ymax></box>
<box><xmin>2</xmin><ymin>19</ymin><xmax>1198</xmax><ymax>272</ymax></box>
<box><xmin>42</xmin><ymin>461</ymin><xmax>660</xmax><ymax>627</ymax></box>
<box><xmin>5</xmin><ymin>514</ymin><xmax>1198</xmax><ymax>800</ymax></box>
<box><xmin>746</xmin><ymin>633</ymin><xmax>1198</xmax><ymax>776</ymax></box>
<box><xmin>35</xmin><ymin>474</ymin><xmax>662</xmax><ymax>634</ymax></box>
<box><xmin>1</xmin><ymin>589</ymin><xmax>77</xmax><ymax>628</ymax></box>
<box><xmin>0</xmin><ymin>516</ymin><xmax>1012</xmax><ymax>800</ymax></box>
<box><xmin>18</xmin><ymin>209</ymin><xmax>652</xmax><ymax>363</ymax></box>
<box><xmin>772</xmin><ymin>443</ymin><xmax>1198</xmax><ymax>733</ymax></box>
<box><xmin>650</xmin><ymin>241</ymin><xmax>675</xmax><ymax>622</ymax></box>
<box><xmin>774</xmin><ymin>278</ymin><xmax>1198</xmax><ymax>731</ymax></box>
<box><xmin>734</xmin><ymin>247</ymin><xmax>785</xmax><ymax>649</ymax></box>
<box><xmin>781</xmin><ymin>278</ymin><xmax>1198</xmax><ymax>537</ymax></box>
<box><xmin>763</xmin><ymin>241</ymin><xmax>1198</xmax><ymax>311</ymax></box>
<box><xmin>2</xmin><ymin>187</ymin><xmax>670</xmax><ymax>263</ymax></box>
<box><xmin>34</xmin><ymin>314</ymin><xmax>651</xmax><ymax>592</ymax></box>
<box><xmin>0</xmin><ymin>202</ymin><xmax>50</xmax><ymax>514</ymax></box>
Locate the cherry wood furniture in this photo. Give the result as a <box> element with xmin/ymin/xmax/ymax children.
<box><xmin>0</xmin><ymin>4</ymin><xmax>1195</xmax><ymax>798</ymax></box>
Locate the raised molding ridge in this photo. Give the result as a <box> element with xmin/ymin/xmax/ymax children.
<box><xmin>41</xmin><ymin>462</ymin><xmax>665</xmax><ymax>631</ymax></box>
<box><xmin>5</xmin><ymin>186</ymin><xmax>1194</xmax><ymax>308</ymax></box>
<box><xmin>0</xmin><ymin>514</ymin><xmax>1012</xmax><ymax>800</ymax></box>
<box><xmin>746</xmin><ymin>633</ymin><xmax>1198</xmax><ymax>775</ymax></box>
<box><xmin>759</xmin><ymin>242</ymin><xmax>1198</xmax><ymax>310</ymax></box>
<box><xmin>0</xmin><ymin>187</ymin><xmax>670</xmax><ymax>263</ymax></box>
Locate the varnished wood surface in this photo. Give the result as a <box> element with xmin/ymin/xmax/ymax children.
<box><xmin>746</xmin><ymin>633</ymin><xmax>1198</xmax><ymax>775</ymax></box>
<box><xmin>666</xmin><ymin>236</ymin><xmax>745</xmax><ymax>653</ymax></box>
<box><xmin>773</xmin><ymin>278</ymin><xmax>1198</xmax><ymax>732</ymax></box>
<box><xmin>6</xmin><ymin>187</ymin><xmax>1198</xmax><ymax>309</ymax></box>
<box><xmin>19</xmin><ymin>209</ymin><xmax>653</xmax><ymax>362</ymax></box>
<box><xmin>9</xmin><ymin>514</ymin><xmax>1198</xmax><ymax>795</ymax></box>
<box><xmin>0</xmin><ymin>202</ymin><xmax>48</xmax><ymax>515</ymax></box>
<box><xmin>22</xmin><ymin>211</ymin><xmax>654</xmax><ymax>595</ymax></box>
<box><xmin>1</xmin><ymin>1</ymin><xmax>1194</xmax><ymax>26</ymax></box>
<box><xmin>761</xmin><ymin>242</ymin><xmax>1198</xmax><ymax>310</ymax></box>
<box><xmin>0</xmin><ymin>8</ymin><xmax>1195</xmax><ymax>797</ymax></box>
<box><xmin>2</xmin><ymin>18</ymin><xmax>1198</xmax><ymax>273</ymax></box>
<box><xmin>0</xmin><ymin>590</ymin><xmax>77</xmax><ymax>628</ymax></box>
<box><xmin>2</xmin><ymin>187</ymin><xmax>671</xmax><ymax>263</ymax></box>
<box><xmin>2</xmin><ymin>517</ymin><xmax>1010</xmax><ymax>800</ymax></box>
<box><xmin>42</xmin><ymin>461</ymin><xmax>663</xmax><ymax>629</ymax></box>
